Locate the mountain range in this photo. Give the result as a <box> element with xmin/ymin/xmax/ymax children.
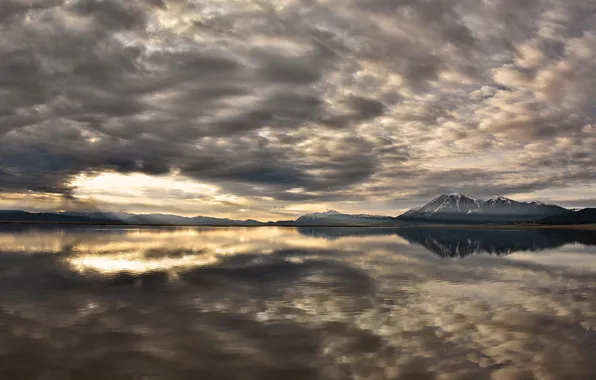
<box><xmin>0</xmin><ymin>193</ymin><xmax>593</xmax><ymax>226</ymax></box>
<box><xmin>55</xmin><ymin>211</ymin><xmax>264</xmax><ymax>226</ymax></box>
<box><xmin>294</xmin><ymin>210</ymin><xmax>395</xmax><ymax>226</ymax></box>
<box><xmin>397</xmin><ymin>193</ymin><xmax>568</xmax><ymax>224</ymax></box>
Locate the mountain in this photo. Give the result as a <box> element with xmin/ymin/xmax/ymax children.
<box><xmin>0</xmin><ymin>210</ymin><xmax>120</xmax><ymax>224</ymax></box>
<box><xmin>294</xmin><ymin>210</ymin><xmax>396</xmax><ymax>226</ymax></box>
<box><xmin>121</xmin><ymin>214</ymin><xmax>264</xmax><ymax>226</ymax></box>
<box><xmin>400</xmin><ymin>193</ymin><xmax>482</xmax><ymax>220</ymax></box>
<box><xmin>397</xmin><ymin>194</ymin><xmax>568</xmax><ymax>224</ymax></box>
<box><xmin>265</xmin><ymin>220</ymin><xmax>296</xmax><ymax>226</ymax></box>
<box><xmin>471</xmin><ymin>196</ymin><xmax>567</xmax><ymax>222</ymax></box>
<box><xmin>1</xmin><ymin>211</ymin><xmax>265</xmax><ymax>226</ymax></box>
<box><xmin>0</xmin><ymin>194</ymin><xmax>583</xmax><ymax>226</ymax></box>
<box><xmin>397</xmin><ymin>193</ymin><xmax>483</xmax><ymax>223</ymax></box>
<box><xmin>536</xmin><ymin>208</ymin><xmax>596</xmax><ymax>225</ymax></box>
<box><xmin>6</xmin><ymin>209</ymin><xmax>396</xmax><ymax>227</ymax></box>
<box><xmin>60</xmin><ymin>211</ymin><xmax>133</xmax><ymax>221</ymax></box>
<box><xmin>73</xmin><ymin>212</ymin><xmax>264</xmax><ymax>225</ymax></box>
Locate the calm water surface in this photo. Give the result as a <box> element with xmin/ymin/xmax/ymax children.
<box><xmin>1</xmin><ymin>226</ymin><xmax>596</xmax><ymax>379</ymax></box>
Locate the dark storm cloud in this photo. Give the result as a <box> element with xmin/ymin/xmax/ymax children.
<box><xmin>70</xmin><ymin>0</ymin><xmax>147</xmax><ymax>30</ymax></box>
<box><xmin>1</xmin><ymin>0</ymin><xmax>596</xmax><ymax>210</ymax></box>
<box><xmin>178</xmin><ymin>132</ymin><xmax>380</xmax><ymax>199</ymax></box>
<box><xmin>0</xmin><ymin>0</ymin><xmax>64</xmax><ymax>22</ymax></box>
<box><xmin>0</xmin><ymin>0</ymin><xmax>341</xmax><ymax>195</ymax></box>
<box><xmin>323</xmin><ymin>96</ymin><xmax>386</xmax><ymax>128</ymax></box>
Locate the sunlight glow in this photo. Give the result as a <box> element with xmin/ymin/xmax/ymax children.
<box><xmin>71</xmin><ymin>172</ymin><xmax>218</xmax><ymax>195</ymax></box>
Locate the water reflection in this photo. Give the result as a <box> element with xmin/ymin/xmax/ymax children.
<box><xmin>298</xmin><ymin>226</ymin><xmax>596</xmax><ymax>257</ymax></box>
<box><xmin>1</xmin><ymin>226</ymin><xmax>596</xmax><ymax>379</ymax></box>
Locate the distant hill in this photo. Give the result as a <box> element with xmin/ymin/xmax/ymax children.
<box><xmin>0</xmin><ymin>209</ymin><xmax>399</xmax><ymax>227</ymax></box>
<box><xmin>536</xmin><ymin>208</ymin><xmax>596</xmax><ymax>225</ymax></box>
<box><xmin>0</xmin><ymin>210</ymin><xmax>264</xmax><ymax>226</ymax></box>
<box><xmin>0</xmin><ymin>210</ymin><xmax>119</xmax><ymax>224</ymax></box>
<box><xmin>397</xmin><ymin>194</ymin><xmax>568</xmax><ymax>224</ymax></box>
<box><xmin>294</xmin><ymin>210</ymin><xmax>396</xmax><ymax>226</ymax></box>
<box><xmin>265</xmin><ymin>220</ymin><xmax>296</xmax><ymax>226</ymax></box>
<box><xmin>57</xmin><ymin>211</ymin><xmax>132</xmax><ymax>221</ymax></box>
<box><xmin>59</xmin><ymin>212</ymin><xmax>265</xmax><ymax>226</ymax></box>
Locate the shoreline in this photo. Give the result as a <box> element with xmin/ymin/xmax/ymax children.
<box><xmin>0</xmin><ymin>221</ymin><xmax>595</xmax><ymax>229</ymax></box>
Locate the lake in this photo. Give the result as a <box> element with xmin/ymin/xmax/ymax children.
<box><xmin>1</xmin><ymin>225</ymin><xmax>596</xmax><ymax>379</ymax></box>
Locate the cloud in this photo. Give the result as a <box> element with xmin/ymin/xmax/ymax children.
<box><xmin>1</xmin><ymin>0</ymin><xmax>596</xmax><ymax>214</ymax></box>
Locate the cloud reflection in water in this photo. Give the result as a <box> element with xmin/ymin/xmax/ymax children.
<box><xmin>0</xmin><ymin>226</ymin><xmax>596</xmax><ymax>379</ymax></box>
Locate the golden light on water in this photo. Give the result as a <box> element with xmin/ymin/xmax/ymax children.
<box><xmin>67</xmin><ymin>252</ymin><xmax>221</xmax><ymax>274</ymax></box>
<box><xmin>63</xmin><ymin>230</ymin><xmax>414</xmax><ymax>275</ymax></box>
<box><xmin>0</xmin><ymin>226</ymin><xmax>414</xmax><ymax>275</ymax></box>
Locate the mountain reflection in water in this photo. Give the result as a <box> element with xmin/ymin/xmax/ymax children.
<box><xmin>1</xmin><ymin>226</ymin><xmax>596</xmax><ymax>379</ymax></box>
<box><xmin>298</xmin><ymin>226</ymin><xmax>596</xmax><ymax>257</ymax></box>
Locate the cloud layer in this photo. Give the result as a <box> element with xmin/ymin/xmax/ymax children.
<box><xmin>1</xmin><ymin>0</ymin><xmax>596</xmax><ymax>216</ymax></box>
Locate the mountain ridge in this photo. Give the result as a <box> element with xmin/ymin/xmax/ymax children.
<box><xmin>397</xmin><ymin>194</ymin><xmax>568</xmax><ymax>224</ymax></box>
<box><xmin>0</xmin><ymin>193</ymin><xmax>587</xmax><ymax>226</ymax></box>
<box><xmin>536</xmin><ymin>208</ymin><xmax>596</xmax><ymax>225</ymax></box>
<box><xmin>294</xmin><ymin>210</ymin><xmax>395</xmax><ymax>226</ymax></box>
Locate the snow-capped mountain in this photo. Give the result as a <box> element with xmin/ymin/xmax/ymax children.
<box><xmin>296</xmin><ymin>210</ymin><xmax>342</xmax><ymax>221</ymax></box>
<box><xmin>401</xmin><ymin>193</ymin><xmax>483</xmax><ymax>218</ymax></box>
<box><xmin>482</xmin><ymin>196</ymin><xmax>516</xmax><ymax>207</ymax></box>
<box><xmin>473</xmin><ymin>196</ymin><xmax>566</xmax><ymax>218</ymax></box>
<box><xmin>398</xmin><ymin>194</ymin><xmax>568</xmax><ymax>223</ymax></box>
<box><xmin>400</xmin><ymin>207</ymin><xmax>421</xmax><ymax>217</ymax></box>
<box><xmin>295</xmin><ymin>210</ymin><xmax>395</xmax><ymax>226</ymax></box>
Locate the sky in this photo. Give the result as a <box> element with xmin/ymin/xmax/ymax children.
<box><xmin>1</xmin><ymin>0</ymin><xmax>595</xmax><ymax>220</ymax></box>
